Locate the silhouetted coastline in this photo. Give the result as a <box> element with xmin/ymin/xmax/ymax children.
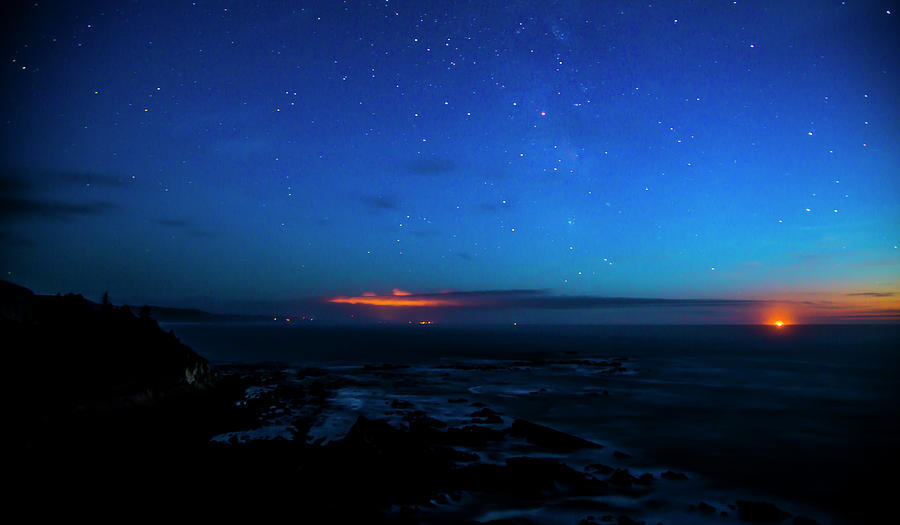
<box><xmin>4</xmin><ymin>281</ymin><xmax>896</xmax><ymax>523</ymax></box>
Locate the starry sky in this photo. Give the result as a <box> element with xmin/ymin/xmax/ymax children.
<box><xmin>1</xmin><ymin>1</ymin><xmax>898</xmax><ymax>323</ymax></box>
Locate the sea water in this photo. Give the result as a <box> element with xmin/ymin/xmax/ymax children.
<box><xmin>166</xmin><ymin>323</ymin><xmax>900</xmax><ymax>523</ymax></box>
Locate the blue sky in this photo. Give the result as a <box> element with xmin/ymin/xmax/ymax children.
<box><xmin>2</xmin><ymin>1</ymin><xmax>898</xmax><ymax>322</ymax></box>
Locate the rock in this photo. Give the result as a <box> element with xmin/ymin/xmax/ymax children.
<box><xmin>341</xmin><ymin>416</ymin><xmax>406</xmax><ymax>456</ymax></box>
<box><xmin>509</xmin><ymin>419</ymin><xmax>603</xmax><ymax>451</ymax></box>
<box><xmin>3</xmin><ymin>283</ymin><xmax>217</xmax><ymax>414</ymax></box>
<box><xmin>736</xmin><ymin>500</ymin><xmax>791</xmax><ymax>522</ymax></box>
<box><xmin>690</xmin><ymin>501</ymin><xmax>717</xmax><ymax>513</ymax></box>
<box><xmin>362</xmin><ymin>363</ymin><xmax>410</xmax><ymax>371</ymax></box>
<box><xmin>469</xmin><ymin>407</ymin><xmax>504</xmax><ymax>424</ymax></box>
<box><xmin>443</xmin><ymin>425</ymin><xmax>508</xmax><ymax>446</ymax></box>
<box><xmin>448</xmin><ymin>448</ymin><xmax>479</xmax><ymax>463</ymax></box>
<box><xmin>475</xmin><ymin>415</ymin><xmax>504</xmax><ymax>424</ymax></box>
<box><xmin>403</xmin><ymin>413</ymin><xmax>447</xmax><ymax>429</ymax></box>
<box><xmin>469</xmin><ymin>407</ymin><xmax>502</xmax><ymax>418</ymax></box>
<box><xmin>452</xmin><ymin>456</ymin><xmax>595</xmax><ymax>496</ymax></box>
<box><xmin>504</xmin><ymin>456</ymin><xmax>590</xmax><ymax>487</ymax></box>
<box><xmin>607</xmin><ymin>468</ymin><xmax>638</xmax><ymax>487</ymax></box>
<box><xmin>448</xmin><ymin>398</ymin><xmax>468</xmax><ymax>403</ymax></box>
<box><xmin>613</xmin><ymin>450</ymin><xmax>631</xmax><ymax>459</ymax></box>
<box><xmin>661</xmin><ymin>470</ymin><xmax>689</xmax><ymax>480</ymax></box>
<box><xmin>315</xmin><ymin>416</ymin><xmax>460</xmax><ymax>507</ymax></box>
<box><xmin>617</xmin><ymin>516</ymin><xmax>645</xmax><ymax>525</ymax></box>
<box><xmin>793</xmin><ymin>517</ymin><xmax>820</xmax><ymax>525</ymax></box>
<box><xmin>586</xmin><ymin>463</ymin><xmax>614</xmax><ymax>475</ymax></box>
<box><xmin>390</xmin><ymin>399</ymin><xmax>414</xmax><ymax>409</ymax></box>
<box><xmin>698</xmin><ymin>502</ymin><xmax>716</xmax><ymax>512</ymax></box>
<box><xmin>635</xmin><ymin>473</ymin><xmax>653</xmax><ymax>485</ymax></box>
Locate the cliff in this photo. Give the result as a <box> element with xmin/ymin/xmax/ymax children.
<box><xmin>1</xmin><ymin>280</ymin><xmax>216</xmax><ymax>413</ymax></box>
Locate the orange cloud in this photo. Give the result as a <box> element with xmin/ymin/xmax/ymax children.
<box><xmin>329</xmin><ymin>293</ymin><xmax>460</xmax><ymax>307</ymax></box>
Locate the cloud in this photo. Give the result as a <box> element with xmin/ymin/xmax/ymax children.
<box><xmin>1</xmin><ymin>169</ymin><xmax>132</xmax><ymax>190</ymax></box>
<box><xmin>157</xmin><ymin>219</ymin><xmax>191</xmax><ymax>228</ymax></box>
<box><xmin>846</xmin><ymin>292</ymin><xmax>895</xmax><ymax>297</ymax></box>
<box><xmin>328</xmin><ymin>289</ymin><xmax>765</xmax><ymax>309</ymax></box>
<box><xmin>408</xmin><ymin>158</ymin><xmax>457</xmax><ymax>175</ymax></box>
<box><xmin>0</xmin><ymin>196</ymin><xmax>117</xmax><ymax>220</ymax></box>
<box><xmin>360</xmin><ymin>195</ymin><xmax>400</xmax><ymax>211</ymax></box>
<box><xmin>48</xmin><ymin>171</ymin><xmax>132</xmax><ymax>188</ymax></box>
<box><xmin>155</xmin><ymin>218</ymin><xmax>215</xmax><ymax>238</ymax></box>
<box><xmin>0</xmin><ymin>231</ymin><xmax>34</xmax><ymax>247</ymax></box>
<box><xmin>0</xmin><ymin>168</ymin><xmax>129</xmax><ymax>224</ymax></box>
<box><xmin>0</xmin><ymin>173</ymin><xmax>30</xmax><ymax>193</ymax></box>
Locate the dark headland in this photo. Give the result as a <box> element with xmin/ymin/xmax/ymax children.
<box><xmin>3</xmin><ymin>280</ymin><xmax>885</xmax><ymax>523</ymax></box>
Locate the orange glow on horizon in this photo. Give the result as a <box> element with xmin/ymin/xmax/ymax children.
<box><xmin>329</xmin><ymin>294</ymin><xmax>460</xmax><ymax>307</ymax></box>
<box><xmin>774</xmin><ymin>320</ymin><xmax>784</xmax><ymax>327</ymax></box>
<box><xmin>392</xmin><ymin>288</ymin><xmax>412</xmax><ymax>296</ymax></box>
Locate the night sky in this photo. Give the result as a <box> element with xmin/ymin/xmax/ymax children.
<box><xmin>2</xmin><ymin>1</ymin><xmax>898</xmax><ymax>323</ymax></box>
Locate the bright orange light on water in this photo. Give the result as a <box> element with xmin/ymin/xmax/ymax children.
<box><xmin>774</xmin><ymin>320</ymin><xmax>784</xmax><ymax>327</ymax></box>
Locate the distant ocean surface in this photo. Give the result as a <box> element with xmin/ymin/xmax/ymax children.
<box><xmin>166</xmin><ymin>323</ymin><xmax>900</xmax><ymax>523</ymax></box>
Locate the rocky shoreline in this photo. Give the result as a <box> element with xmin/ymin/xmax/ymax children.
<box><xmin>2</xmin><ymin>281</ymin><xmax>831</xmax><ymax>523</ymax></box>
<box><xmin>177</xmin><ymin>361</ymin><xmax>824</xmax><ymax>524</ymax></box>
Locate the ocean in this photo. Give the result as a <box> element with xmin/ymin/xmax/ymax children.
<box><xmin>166</xmin><ymin>323</ymin><xmax>900</xmax><ymax>523</ymax></box>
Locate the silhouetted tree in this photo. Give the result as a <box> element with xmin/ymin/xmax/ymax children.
<box><xmin>101</xmin><ymin>291</ymin><xmax>111</xmax><ymax>308</ymax></box>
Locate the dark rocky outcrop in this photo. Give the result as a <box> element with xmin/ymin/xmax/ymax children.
<box><xmin>509</xmin><ymin>418</ymin><xmax>604</xmax><ymax>450</ymax></box>
<box><xmin>586</xmin><ymin>463</ymin><xmax>615</xmax><ymax>475</ymax></box>
<box><xmin>607</xmin><ymin>468</ymin><xmax>640</xmax><ymax>487</ymax></box>
<box><xmin>3</xmin><ymin>282</ymin><xmax>215</xmax><ymax>416</ymax></box>
<box><xmin>443</xmin><ymin>424</ymin><xmax>509</xmax><ymax>446</ymax></box>
<box><xmin>736</xmin><ymin>500</ymin><xmax>792</xmax><ymax>522</ymax></box>
<box><xmin>3</xmin><ymin>281</ymin><xmax>233</xmax><ymax>482</ymax></box>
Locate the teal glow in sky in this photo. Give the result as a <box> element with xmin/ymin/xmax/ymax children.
<box><xmin>2</xmin><ymin>1</ymin><xmax>898</xmax><ymax>322</ymax></box>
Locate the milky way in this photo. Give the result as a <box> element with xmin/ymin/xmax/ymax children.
<box><xmin>1</xmin><ymin>1</ymin><xmax>897</xmax><ymax>322</ymax></box>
